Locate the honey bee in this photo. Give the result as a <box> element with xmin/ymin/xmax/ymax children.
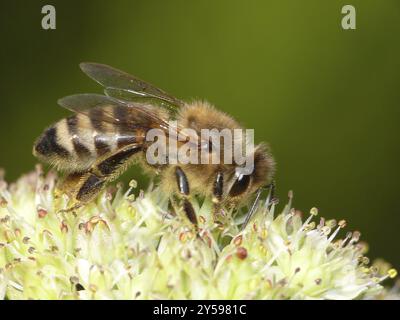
<box><xmin>33</xmin><ymin>63</ymin><xmax>275</xmax><ymax>226</ymax></box>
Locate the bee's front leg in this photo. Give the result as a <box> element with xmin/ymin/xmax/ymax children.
<box><xmin>174</xmin><ymin>167</ymin><xmax>198</xmax><ymax>226</ymax></box>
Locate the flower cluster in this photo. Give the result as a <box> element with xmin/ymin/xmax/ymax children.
<box><xmin>0</xmin><ymin>167</ymin><xmax>397</xmax><ymax>299</ymax></box>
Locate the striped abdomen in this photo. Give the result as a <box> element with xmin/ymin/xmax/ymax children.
<box><xmin>33</xmin><ymin>113</ymin><xmax>145</xmax><ymax>172</ymax></box>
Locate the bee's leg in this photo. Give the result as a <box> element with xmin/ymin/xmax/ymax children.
<box><xmin>80</xmin><ymin>143</ymin><xmax>142</xmax><ymax>200</ymax></box>
<box><xmin>167</xmin><ymin>198</ymin><xmax>178</xmax><ymax>217</ymax></box>
<box><xmin>175</xmin><ymin>167</ymin><xmax>198</xmax><ymax>226</ymax></box>
<box><xmin>60</xmin><ymin>144</ymin><xmax>141</xmax><ymax>211</ymax></box>
<box><xmin>57</xmin><ymin>172</ymin><xmax>86</xmax><ymax>198</ymax></box>
<box><xmin>58</xmin><ymin>171</ymin><xmax>103</xmax><ymax>212</ymax></box>
<box><xmin>56</xmin><ymin>172</ymin><xmax>87</xmax><ymax>211</ymax></box>
<box><xmin>211</xmin><ymin>172</ymin><xmax>224</xmax><ymax>222</ymax></box>
<box><xmin>75</xmin><ymin>172</ymin><xmax>106</xmax><ymax>203</ymax></box>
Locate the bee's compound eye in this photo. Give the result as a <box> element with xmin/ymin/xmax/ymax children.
<box><xmin>229</xmin><ymin>174</ymin><xmax>250</xmax><ymax>197</ymax></box>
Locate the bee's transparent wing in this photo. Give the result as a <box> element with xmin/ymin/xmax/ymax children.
<box><xmin>80</xmin><ymin>62</ymin><xmax>184</xmax><ymax>113</ymax></box>
<box><xmin>58</xmin><ymin>94</ymin><xmax>170</xmax><ymax>131</ymax></box>
<box><xmin>104</xmin><ymin>87</ymin><xmax>181</xmax><ymax>113</ymax></box>
<box><xmin>59</xmin><ymin>93</ymin><xmax>205</xmax><ymax>151</ymax></box>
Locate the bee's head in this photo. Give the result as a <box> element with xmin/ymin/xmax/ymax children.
<box><xmin>222</xmin><ymin>143</ymin><xmax>275</xmax><ymax>206</ymax></box>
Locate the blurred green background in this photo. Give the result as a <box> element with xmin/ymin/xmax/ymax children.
<box><xmin>0</xmin><ymin>0</ymin><xmax>399</xmax><ymax>268</ymax></box>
